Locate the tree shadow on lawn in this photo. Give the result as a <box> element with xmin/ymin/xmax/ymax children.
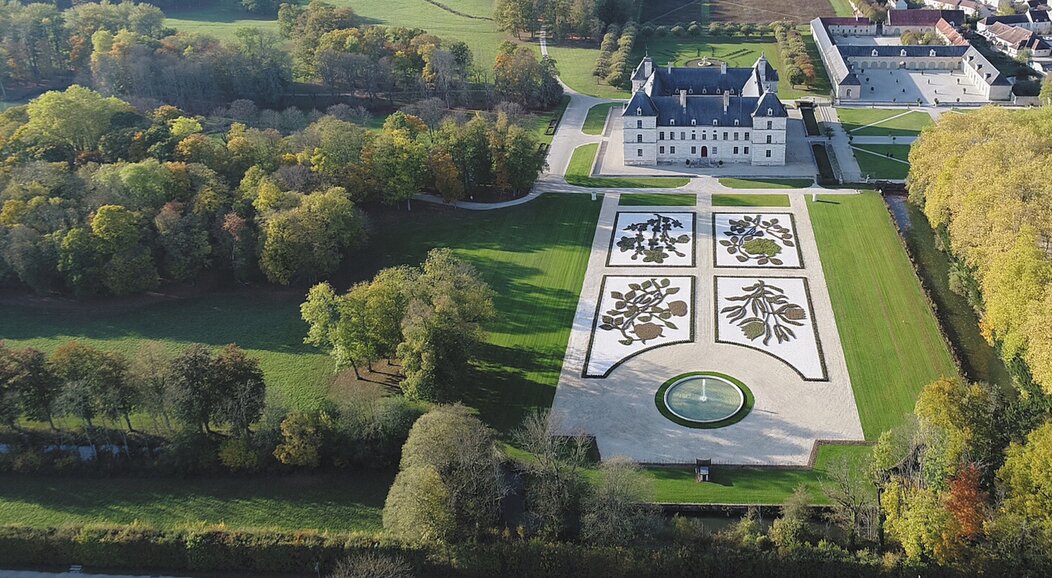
<box><xmin>463</xmin><ymin>342</ymin><xmax>564</xmax><ymax>433</ymax></box>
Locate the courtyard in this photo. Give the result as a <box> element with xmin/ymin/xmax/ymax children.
<box><xmin>550</xmin><ymin>190</ymin><xmax>865</xmax><ymax>465</ymax></box>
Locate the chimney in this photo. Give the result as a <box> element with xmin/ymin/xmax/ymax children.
<box><xmin>720</xmin><ymin>61</ymin><xmax>727</xmax><ymax>75</ymax></box>
<box><xmin>667</xmin><ymin>63</ymin><xmax>672</xmax><ymax>74</ymax></box>
<box><xmin>680</xmin><ymin>89</ymin><xmax>687</xmax><ymax>109</ymax></box>
<box><xmin>723</xmin><ymin>90</ymin><xmax>730</xmax><ymax>113</ymax></box>
<box><xmin>643</xmin><ymin>56</ymin><xmax>653</xmax><ymax>78</ymax></box>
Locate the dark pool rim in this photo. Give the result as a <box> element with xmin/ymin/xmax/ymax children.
<box><xmin>654</xmin><ymin>371</ymin><xmax>754</xmax><ymax>429</ymax></box>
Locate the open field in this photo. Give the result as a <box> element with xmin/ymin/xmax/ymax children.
<box><xmin>898</xmin><ymin>201</ymin><xmax>1012</xmax><ymax>388</ymax></box>
<box><xmin>566</xmin><ymin>143</ymin><xmax>691</xmax><ymax>188</ymax></box>
<box><xmin>543</xmin><ymin>43</ymin><xmax>632</xmax><ymax>99</ymax></box>
<box><xmin>640</xmin><ymin>0</ymin><xmax>703</xmax><ymax>25</ymax></box>
<box><xmin>168</xmin><ymin>0</ymin><xmax>505</xmax><ymax>69</ymax></box>
<box><xmin>701</xmin><ymin>0</ymin><xmax>835</xmax><ymax>24</ymax></box>
<box><xmin>638</xmin><ymin>35</ymin><xmax>832</xmax><ymax>101</ymax></box>
<box><xmin>0</xmin><ymin>472</ymin><xmax>391</xmax><ymax>533</ymax></box>
<box><xmin>718</xmin><ymin>178</ymin><xmax>812</xmax><ymax>189</ymax></box>
<box><xmin>712</xmin><ymin>193</ymin><xmax>791</xmax><ymax>207</ymax></box>
<box><xmin>852</xmin><ymin>144</ymin><xmax>910</xmax><ymax>180</ymax></box>
<box><xmin>827</xmin><ymin>0</ymin><xmax>857</xmax><ymax>16</ymax></box>
<box><xmin>583</xmin><ymin>102</ymin><xmax>618</xmax><ymax>135</ymax></box>
<box><xmin>645</xmin><ymin>444</ymin><xmax>870</xmax><ymax>504</ymax></box>
<box><xmin>619</xmin><ymin>193</ymin><xmax>697</xmax><ymax>205</ymax></box>
<box><xmin>0</xmin><ymin>292</ymin><xmax>334</xmax><ymax>412</ymax></box>
<box><xmin>809</xmin><ymin>192</ymin><xmax>959</xmax><ymax>438</ymax></box>
<box><xmin>838</xmin><ymin>108</ymin><xmax>932</xmax><ymax>137</ymax></box>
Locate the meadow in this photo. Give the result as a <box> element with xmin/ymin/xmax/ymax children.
<box><xmin>852</xmin><ymin>144</ymin><xmax>910</xmax><ymax>180</ymax></box>
<box><xmin>566</xmin><ymin>143</ymin><xmax>692</xmax><ymax>188</ymax></box>
<box><xmin>837</xmin><ymin>108</ymin><xmax>932</xmax><ymax>137</ymax></box>
<box><xmin>809</xmin><ymin>192</ymin><xmax>959</xmax><ymax>438</ymax></box>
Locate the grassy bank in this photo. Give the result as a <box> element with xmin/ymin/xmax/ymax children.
<box><xmin>566</xmin><ymin>144</ymin><xmax>691</xmax><ymax>188</ymax></box>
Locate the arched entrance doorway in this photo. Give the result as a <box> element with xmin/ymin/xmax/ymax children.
<box><xmin>700</xmin><ymin>146</ymin><xmax>708</xmax><ymax>158</ymax></box>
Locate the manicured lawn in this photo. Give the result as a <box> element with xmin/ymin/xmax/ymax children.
<box><xmin>0</xmin><ymin>292</ymin><xmax>334</xmax><ymax>412</ymax></box>
<box><xmin>165</xmin><ymin>6</ymin><xmax>280</xmax><ymax>40</ymax></box>
<box><xmin>638</xmin><ymin>34</ymin><xmax>832</xmax><ymax>101</ymax></box>
<box><xmin>719</xmin><ymin>178</ymin><xmax>812</xmax><ymax>189</ymax></box>
<box><xmin>645</xmin><ymin>445</ymin><xmax>872</xmax><ymax>505</ymax></box>
<box><xmin>619</xmin><ymin>193</ymin><xmax>697</xmax><ymax>206</ymax></box>
<box><xmin>827</xmin><ymin>0</ymin><xmax>857</xmax><ymax>16</ymax></box>
<box><xmin>809</xmin><ymin>192</ymin><xmax>959</xmax><ymax>438</ymax></box>
<box><xmin>712</xmin><ymin>193</ymin><xmax>791</xmax><ymax>207</ymax></box>
<box><xmin>838</xmin><ymin>108</ymin><xmax>932</xmax><ymax>137</ymax></box>
<box><xmin>852</xmin><ymin>144</ymin><xmax>910</xmax><ymax>180</ymax></box>
<box><xmin>583</xmin><ymin>102</ymin><xmax>618</xmax><ymax>135</ymax></box>
<box><xmin>530</xmin><ymin>95</ymin><xmax>571</xmax><ymax>146</ymax></box>
<box><xmin>565</xmin><ymin>143</ymin><xmax>691</xmax><ymax>188</ymax></box>
<box><xmin>898</xmin><ymin>202</ymin><xmax>1012</xmax><ymax>388</ymax></box>
<box><xmin>358</xmin><ymin>195</ymin><xmax>602</xmax><ymax>432</ymax></box>
<box><xmin>0</xmin><ymin>472</ymin><xmax>391</xmax><ymax>533</ymax></box>
<box><xmin>543</xmin><ymin>44</ymin><xmax>631</xmax><ymax>99</ymax></box>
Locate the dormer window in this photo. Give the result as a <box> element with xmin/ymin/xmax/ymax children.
<box><xmin>691</xmin><ymin>119</ymin><xmax>696</xmax><ymax>126</ymax></box>
<box><xmin>702</xmin><ymin>88</ymin><xmax>707</xmax><ymax>94</ymax></box>
<box><xmin>872</xmin><ymin>49</ymin><xmax>878</xmax><ymax>57</ymax></box>
<box><xmin>900</xmin><ymin>49</ymin><xmax>907</xmax><ymax>57</ymax></box>
<box><xmin>670</xmin><ymin>119</ymin><xmax>675</xmax><ymax>126</ymax></box>
<box><xmin>636</xmin><ymin>107</ymin><xmax>642</xmax><ymax>115</ymax></box>
<box><xmin>734</xmin><ymin>119</ymin><xmax>740</xmax><ymax>126</ymax></box>
<box><xmin>767</xmin><ymin>108</ymin><xmax>773</xmax><ymax>116</ymax></box>
<box><xmin>929</xmin><ymin>49</ymin><xmax>936</xmax><ymax>57</ymax></box>
<box><xmin>688</xmin><ymin>87</ymin><xmax>693</xmax><ymax>94</ymax></box>
<box><xmin>713</xmin><ymin>119</ymin><xmax>718</xmax><ymax>126</ymax></box>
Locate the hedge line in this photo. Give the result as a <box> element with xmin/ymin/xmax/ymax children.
<box><xmin>0</xmin><ymin>525</ymin><xmax>980</xmax><ymax>577</ymax></box>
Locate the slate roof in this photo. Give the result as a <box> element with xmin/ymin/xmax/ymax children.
<box><xmin>840</xmin><ymin>72</ymin><xmax>862</xmax><ymax>85</ymax></box>
<box><xmin>651</xmin><ymin>96</ymin><xmax>760</xmax><ymax>127</ymax></box>
<box><xmin>981</xmin><ymin>14</ymin><xmax>1029</xmax><ymax>26</ymax></box>
<box><xmin>836</xmin><ymin>45</ymin><xmax>969</xmax><ymax>57</ymax></box>
<box><xmin>647</xmin><ymin>66</ymin><xmax>754</xmax><ymax>96</ymax></box>
<box><xmin>753</xmin><ymin>91</ymin><xmax>788</xmax><ymax>117</ymax></box>
<box><xmin>625</xmin><ymin>90</ymin><xmax>658</xmax><ymax>116</ymax></box>
<box><xmin>887</xmin><ymin>9</ymin><xmax>965</xmax><ymax>27</ymax></box>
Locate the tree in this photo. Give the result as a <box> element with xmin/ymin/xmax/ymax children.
<box><xmin>991</xmin><ymin>421</ymin><xmax>1052</xmax><ymax>555</ymax></box>
<box><xmin>127</xmin><ymin>342</ymin><xmax>174</xmax><ymax>432</ymax></box>
<box><xmin>274</xmin><ymin>410</ymin><xmax>332</xmax><ymax>467</ymax></box>
<box><xmin>21</xmin><ymin>85</ymin><xmax>134</xmax><ymax>152</ymax></box>
<box><xmin>366</xmin><ymin>128</ymin><xmax>428</xmax><ymax>208</ymax></box>
<box><xmin>50</xmin><ymin>342</ymin><xmax>133</xmax><ymax>430</ymax></box>
<box><xmin>398</xmin><ymin>405</ymin><xmax>506</xmax><ymax>541</ymax></box>
<box><xmin>397</xmin><ymin>249</ymin><xmax>494</xmax><ymax>401</ymax></box>
<box><xmin>383</xmin><ymin>464</ymin><xmax>455</xmax><ymax>543</ymax></box>
<box><xmin>771</xmin><ymin>486</ymin><xmax>813</xmax><ymax>551</ymax></box>
<box><xmin>945</xmin><ymin>463</ymin><xmax>987</xmax><ymax>542</ymax></box>
<box><xmin>328</xmin><ymin>553</ymin><xmax>414</xmax><ymax>578</ymax></box>
<box><xmin>169</xmin><ymin>344</ymin><xmax>218</xmax><ymax>433</ymax></box>
<box><xmin>154</xmin><ymin>202</ymin><xmax>211</xmax><ymax>281</ymax></box>
<box><xmin>822</xmin><ymin>455</ymin><xmax>878</xmax><ymax>547</ymax></box>
<box><xmin>260</xmin><ymin>188</ymin><xmax>365</xmax><ymax>284</ymax></box>
<box><xmin>581</xmin><ymin>456</ymin><xmax>660</xmax><ymax>546</ymax></box>
<box><xmin>211</xmin><ymin>344</ymin><xmax>266</xmax><ymax>436</ymax></box>
<box><xmin>8</xmin><ymin>348</ymin><xmax>59</xmax><ymax>430</ymax></box>
<box><xmin>514</xmin><ymin>410</ymin><xmax>591</xmax><ymax>539</ymax></box>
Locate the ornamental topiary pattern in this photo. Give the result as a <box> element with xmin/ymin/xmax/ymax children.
<box><xmin>721</xmin><ymin>280</ymin><xmax>807</xmax><ymax>345</ymax></box>
<box><xmin>616</xmin><ymin>213</ymin><xmax>690</xmax><ymax>264</ymax></box>
<box><xmin>719</xmin><ymin>214</ymin><xmax>795</xmax><ymax>266</ymax></box>
<box><xmin>599</xmin><ymin>278</ymin><xmax>687</xmax><ymax>345</ymax></box>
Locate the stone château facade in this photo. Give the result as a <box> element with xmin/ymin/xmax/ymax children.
<box><xmin>621</xmin><ymin>56</ymin><xmax>788</xmax><ymax>167</ymax></box>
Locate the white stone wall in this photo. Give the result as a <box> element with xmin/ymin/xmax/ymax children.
<box><xmin>750</xmin><ymin>116</ymin><xmax>787</xmax><ymax>165</ymax></box>
<box><xmin>623</xmin><ymin>112</ymin><xmax>657</xmax><ymax>165</ymax></box>
<box><xmin>655</xmin><ymin>124</ymin><xmax>759</xmax><ymax>164</ymax></box>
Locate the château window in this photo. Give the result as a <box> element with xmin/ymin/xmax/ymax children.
<box><xmin>766</xmin><ymin>135</ymin><xmax>772</xmax><ymax>144</ymax></box>
<box><xmin>691</xmin><ymin>119</ymin><xmax>697</xmax><ymax>126</ymax></box>
<box><xmin>766</xmin><ymin>120</ymin><xmax>772</xmax><ymax>129</ymax></box>
<box><xmin>680</xmin><ymin>132</ymin><xmax>685</xmax><ymax>140</ymax></box>
<box><xmin>659</xmin><ymin>146</ymin><xmax>665</xmax><ymax>154</ymax></box>
<box><xmin>765</xmin><ymin>149</ymin><xmax>771</xmax><ymax>158</ymax></box>
<box><xmin>734</xmin><ymin>119</ymin><xmax>740</xmax><ymax>126</ymax></box>
<box><xmin>744</xmin><ymin>132</ymin><xmax>750</xmax><ymax>140</ymax></box>
<box><xmin>733</xmin><ymin>131</ymin><xmax>739</xmax><ymax>140</ymax></box>
<box><xmin>744</xmin><ymin>146</ymin><xmax>749</xmax><ymax>154</ymax></box>
<box><xmin>670</xmin><ymin>119</ymin><xmax>676</xmax><ymax>126</ymax></box>
<box><xmin>636</xmin><ymin>107</ymin><xmax>642</xmax><ymax>115</ymax></box>
<box><xmin>637</xmin><ymin>149</ymin><xmax>643</xmax><ymax>157</ymax></box>
<box><xmin>733</xmin><ymin>146</ymin><xmax>739</xmax><ymax>154</ymax></box>
<box><xmin>637</xmin><ymin>134</ymin><xmax>643</xmax><ymax>143</ymax></box>
<box><xmin>669</xmin><ymin>132</ymin><xmax>675</xmax><ymax>140</ymax></box>
<box><xmin>659</xmin><ymin>131</ymin><xmax>664</xmax><ymax>140</ymax></box>
<box><xmin>691</xmin><ymin>146</ymin><xmax>696</xmax><ymax>154</ymax></box>
<box><xmin>712</xmin><ymin>146</ymin><xmax>718</xmax><ymax>155</ymax></box>
<box><xmin>636</xmin><ymin>120</ymin><xmax>643</xmax><ymax>128</ymax></box>
<box><xmin>670</xmin><ymin>146</ymin><xmax>676</xmax><ymax>154</ymax></box>
<box><xmin>712</xmin><ymin>119</ymin><xmax>718</xmax><ymax>126</ymax></box>
<box><xmin>767</xmin><ymin>108</ymin><xmax>773</xmax><ymax>116</ymax></box>
<box><xmin>722</xmin><ymin>132</ymin><xmax>728</xmax><ymax>140</ymax></box>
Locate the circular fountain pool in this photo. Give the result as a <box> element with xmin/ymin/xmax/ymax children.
<box><xmin>655</xmin><ymin>373</ymin><xmax>752</xmax><ymax>428</ymax></box>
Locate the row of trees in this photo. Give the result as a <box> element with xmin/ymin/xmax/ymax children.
<box><xmin>908</xmin><ymin>106</ymin><xmax>1052</xmax><ymax>394</ymax></box>
<box><xmin>772</xmin><ymin>21</ymin><xmax>817</xmax><ymax>87</ymax></box>
<box><xmin>494</xmin><ymin>0</ymin><xmax>636</xmax><ymax>41</ymax></box>
<box><xmin>301</xmin><ymin>249</ymin><xmax>495</xmax><ymax>401</ymax></box>
<box><xmin>594</xmin><ymin>21</ymin><xmax>638</xmax><ymax>89</ymax></box>
<box><xmin>0</xmin><ymin>340</ymin><xmax>263</xmax><ymax>438</ymax></box>
<box><xmin>0</xmin><ymin>85</ymin><xmax>545</xmax><ymax>295</ymax></box>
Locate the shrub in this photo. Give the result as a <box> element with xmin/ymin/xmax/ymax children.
<box><xmin>656</xmin><ymin>25</ymin><xmax>669</xmax><ymax>36</ymax></box>
<box><xmin>671</xmin><ymin>25</ymin><xmax>686</xmax><ymax>36</ymax></box>
<box><xmin>687</xmin><ymin>24</ymin><xmax>701</xmax><ymax>36</ymax></box>
<box><xmin>329</xmin><ymin>552</ymin><xmax>414</xmax><ymax>578</ymax></box>
<box><xmin>157</xmin><ymin>430</ymin><xmax>219</xmax><ymax>474</ymax></box>
<box><xmin>218</xmin><ymin>436</ymin><xmax>262</xmax><ymax>472</ymax></box>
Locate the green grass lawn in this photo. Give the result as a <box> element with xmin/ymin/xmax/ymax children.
<box><xmin>530</xmin><ymin>95</ymin><xmax>571</xmax><ymax>146</ymax></box>
<box><xmin>583</xmin><ymin>102</ymin><xmax>618</xmax><ymax>135</ymax></box>
<box><xmin>359</xmin><ymin>195</ymin><xmax>601</xmax><ymax>431</ymax></box>
<box><xmin>718</xmin><ymin>178</ymin><xmax>812</xmax><ymax>189</ymax></box>
<box><xmin>838</xmin><ymin>108</ymin><xmax>932</xmax><ymax>137</ymax></box>
<box><xmin>169</xmin><ymin>0</ymin><xmax>505</xmax><ymax>68</ymax></box>
<box><xmin>899</xmin><ymin>202</ymin><xmax>1012</xmax><ymax>388</ymax></box>
<box><xmin>565</xmin><ymin>144</ymin><xmax>691</xmax><ymax>188</ymax></box>
<box><xmin>827</xmin><ymin>0</ymin><xmax>857</xmax><ymax>16</ymax></box>
<box><xmin>809</xmin><ymin>192</ymin><xmax>959</xmax><ymax>438</ymax></box>
<box><xmin>543</xmin><ymin>44</ymin><xmax>632</xmax><ymax>99</ymax></box>
<box><xmin>712</xmin><ymin>193</ymin><xmax>791</xmax><ymax>207</ymax></box>
<box><xmin>0</xmin><ymin>472</ymin><xmax>391</xmax><ymax>533</ymax></box>
<box><xmin>0</xmin><ymin>292</ymin><xmax>334</xmax><ymax>412</ymax></box>
<box><xmin>619</xmin><ymin>193</ymin><xmax>697</xmax><ymax>206</ymax></box>
<box><xmin>638</xmin><ymin>34</ymin><xmax>832</xmax><ymax>101</ymax></box>
<box><xmin>645</xmin><ymin>444</ymin><xmax>871</xmax><ymax>505</ymax></box>
<box><xmin>852</xmin><ymin>144</ymin><xmax>911</xmax><ymax>180</ymax></box>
